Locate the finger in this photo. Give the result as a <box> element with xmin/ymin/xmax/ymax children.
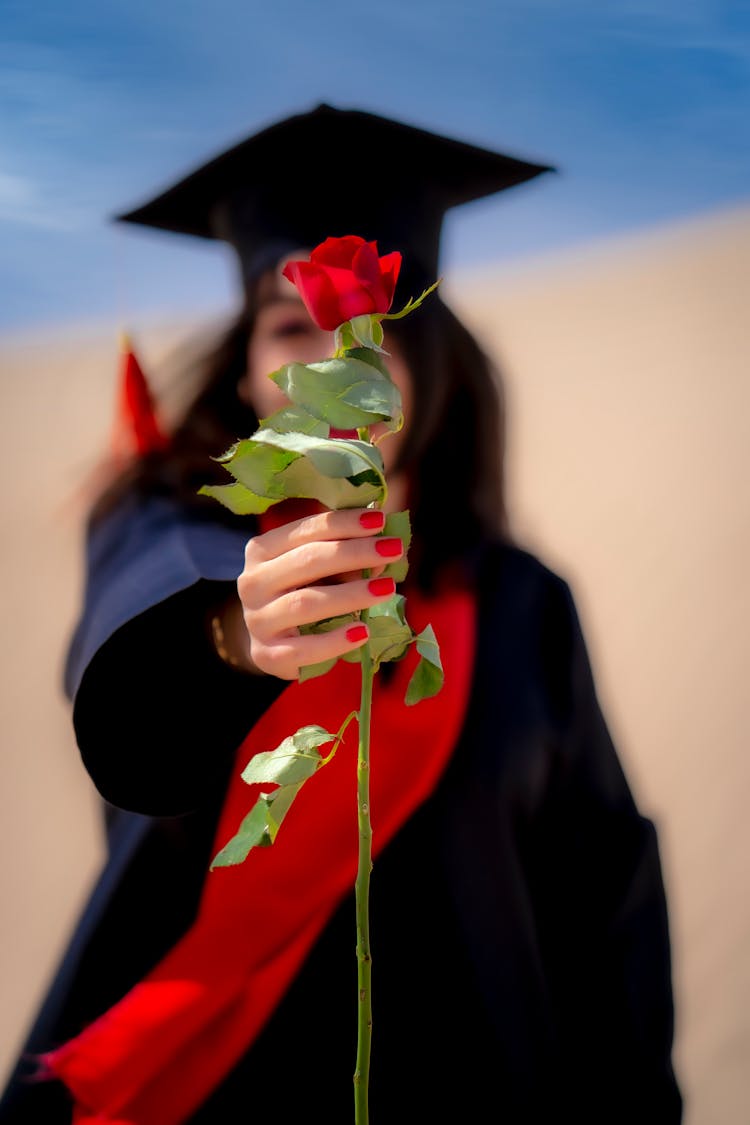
<box><xmin>334</xmin><ymin>562</ymin><xmax>386</xmax><ymax>584</ymax></box>
<box><xmin>241</xmin><ymin>533</ymin><xmax>403</xmax><ymax>606</ymax></box>
<box><xmin>246</xmin><ymin>508</ymin><xmax>386</xmax><ymax>566</ymax></box>
<box><xmin>251</xmin><ymin>620</ymin><xmax>370</xmax><ymax>680</ymax></box>
<box><xmin>249</xmin><ymin>575</ymin><xmax>396</xmax><ymax>638</ymax></box>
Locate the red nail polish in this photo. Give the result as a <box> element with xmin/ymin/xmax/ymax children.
<box><xmin>375</xmin><ymin>537</ymin><xmax>402</xmax><ymax>558</ymax></box>
<box><xmin>368</xmin><ymin>577</ymin><xmax>396</xmax><ymax>597</ymax></box>
<box><xmin>359</xmin><ymin>510</ymin><xmax>385</xmax><ymax>529</ymax></box>
<box><xmin>346</xmin><ymin>624</ymin><xmax>369</xmax><ymax>643</ymax></box>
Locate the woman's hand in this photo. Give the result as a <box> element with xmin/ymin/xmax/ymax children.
<box><xmin>236</xmin><ymin>508</ymin><xmax>403</xmax><ymax>680</ymax></box>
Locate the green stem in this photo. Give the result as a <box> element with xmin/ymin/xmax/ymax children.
<box><xmin>353</xmin><ymin>628</ymin><xmax>374</xmax><ymax>1125</ymax></box>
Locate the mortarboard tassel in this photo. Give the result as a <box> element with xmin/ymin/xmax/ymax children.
<box><xmin>113</xmin><ymin>332</ymin><xmax>169</xmax><ymax>459</ymax></box>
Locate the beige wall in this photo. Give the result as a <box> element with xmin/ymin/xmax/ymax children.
<box><xmin>2</xmin><ymin>203</ymin><xmax>748</xmax><ymax>1121</ymax></box>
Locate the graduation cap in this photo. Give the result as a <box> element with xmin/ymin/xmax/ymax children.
<box><xmin>116</xmin><ymin>103</ymin><xmax>554</xmax><ymax>299</ymax></box>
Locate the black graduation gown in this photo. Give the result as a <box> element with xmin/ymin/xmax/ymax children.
<box><xmin>0</xmin><ymin>493</ymin><xmax>682</xmax><ymax>1123</ymax></box>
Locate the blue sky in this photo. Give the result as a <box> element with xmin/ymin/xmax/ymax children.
<box><xmin>2</xmin><ymin>0</ymin><xmax>749</xmax><ymax>331</ymax></box>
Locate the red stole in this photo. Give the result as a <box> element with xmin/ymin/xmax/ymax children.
<box><xmin>43</xmin><ymin>585</ymin><xmax>476</xmax><ymax>1124</ymax></box>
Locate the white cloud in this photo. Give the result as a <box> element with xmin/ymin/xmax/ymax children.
<box><xmin>0</xmin><ymin>170</ymin><xmax>84</xmax><ymax>230</ymax></box>
<box><xmin>0</xmin><ymin>41</ymin><xmax>121</xmax><ymax>231</ymax></box>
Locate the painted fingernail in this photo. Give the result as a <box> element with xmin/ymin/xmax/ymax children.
<box><xmin>359</xmin><ymin>510</ymin><xmax>385</xmax><ymax>530</ymax></box>
<box><xmin>375</xmin><ymin>537</ymin><xmax>402</xmax><ymax>558</ymax></box>
<box><xmin>346</xmin><ymin>624</ymin><xmax>369</xmax><ymax>643</ymax></box>
<box><xmin>368</xmin><ymin>577</ymin><xmax>396</xmax><ymax>597</ymax></box>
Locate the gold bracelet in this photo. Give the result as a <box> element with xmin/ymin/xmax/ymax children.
<box><xmin>211</xmin><ymin>612</ymin><xmax>241</xmax><ymax>668</ymax></box>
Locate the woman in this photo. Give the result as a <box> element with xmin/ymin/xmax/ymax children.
<box><xmin>0</xmin><ymin>104</ymin><xmax>682</xmax><ymax>1123</ymax></box>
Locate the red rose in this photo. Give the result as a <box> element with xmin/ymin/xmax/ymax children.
<box><xmin>282</xmin><ymin>235</ymin><xmax>402</xmax><ymax>331</ymax></box>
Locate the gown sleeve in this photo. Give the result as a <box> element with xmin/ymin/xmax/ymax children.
<box><xmin>65</xmin><ymin>492</ymin><xmax>284</xmax><ymax>817</ymax></box>
<box><xmin>531</xmin><ymin>564</ymin><xmax>682</xmax><ymax>1119</ymax></box>
<box><xmin>443</xmin><ymin>545</ymin><xmax>681</xmax><ymax>1121</ymax></box>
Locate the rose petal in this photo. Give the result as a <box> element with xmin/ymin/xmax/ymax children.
<box><xmin>282</xmin><ymin>261</ymin><xmax>345</xmax><ymax>331</ymax></box>
<box><xmin>310</xmin><ymin>235</ymin><xmax>366</xmax><ymax>269</ymax></box>
<box><xmin>324</xmin><ymin>270</ymin><xmax>381</xmax><ymax>323</ymax></box>
<box><xmin>377</xmin><ymin>251</ymin><xmax>402</xmax><ymax>308</ymax></box>
<box><xmin>283</xmin><ymin>237</ymin><xmax>402</xmax><ymax>328</ymax></box>
<box><xmin>352</xmin><ymin>241</ymin><xmax>381</xmax><ymax>286</ymax></box>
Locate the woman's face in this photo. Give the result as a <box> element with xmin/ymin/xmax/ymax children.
<box><xmin>239</xmin><ymin>266</ymin><xmax>414</xmax><ymax>478</ymax></box>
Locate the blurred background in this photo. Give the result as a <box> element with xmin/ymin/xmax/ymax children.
<box><xmin>1</xmin><ymin>3</ymin><xmax>748</xmax><ymax>1121</ymax></box>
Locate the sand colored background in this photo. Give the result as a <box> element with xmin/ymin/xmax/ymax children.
<box><xmin>1</xmin><ymin>203</ymin><xmax>748</xmax><ymax>1121</ymax></box>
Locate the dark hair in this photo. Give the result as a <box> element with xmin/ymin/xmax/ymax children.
<box><xmin>384</xmin><ymin>296</ymin><xmax>511</xmax><ymax>583</ymax></box>
<box><xmin>91</xmin><ymin>285</ymin><xmax>512</xmax><ymax>586</ymax></box>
